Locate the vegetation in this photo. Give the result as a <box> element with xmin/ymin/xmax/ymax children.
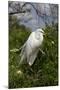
<box><xmin>9</xmin><ymin>18</ymin><xmax>58</xmax><ymax>88</ymax></box>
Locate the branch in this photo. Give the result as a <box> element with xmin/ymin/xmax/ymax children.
<box><xmin>10</xmin><ymin>46</ymin><xmax>23</xmax><ymax>52</ymax></box>
<box><xmin>9</xmin><ymin>11</ymin><xmax>26</xmax><ymax>15</ymax></box>
<box><xmin>9</xmin><ymin>2</ymin><xmax>57</xmax><ymax>18</ymax></box>
<box><xmin>39</xmin><ymin>48</ymin><xmax>45</xmax><ymax>55</ymax></box>
<box><xmin>22</xmin><ymin>2</ymin><xmax>57</xmax><ymax>18</ymax></box>
<box><xmin>10</xmin><ymin>43</ymin><xmax>26</xmax><ymax>52</ymax></box>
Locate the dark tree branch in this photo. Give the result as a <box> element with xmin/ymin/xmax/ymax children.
<box><xmin>9</xmin><ymin>11</ymin><xmax>26</xmax><ymax>15</ymax></box>
<box><xmin>21</xmin><ymin>2</ymin><xmax>57</xmax><ymax>18</ymax></box>
<box><xmin>9</xmin><ymin>2</ymin><xmax>57</xmax><ymax>18</ymax></box>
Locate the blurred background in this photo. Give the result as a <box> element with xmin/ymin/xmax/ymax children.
<box><xmin>9</xmin><ymin>1</ymin><xmax>58</xmax><ymax>31</ymax></box>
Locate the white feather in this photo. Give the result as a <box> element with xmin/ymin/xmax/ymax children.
<box><xmin>20</xmin><ymin>28</ymin><xmax>44</xmax><ymax>66</ymax></box>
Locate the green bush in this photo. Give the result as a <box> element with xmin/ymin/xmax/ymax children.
<box><xmin>9</xmin><ymin>23</ymin><xmax>58</xmax><ymax>88</ymax></box>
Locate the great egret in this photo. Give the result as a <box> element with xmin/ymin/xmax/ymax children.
<box><xmin>20</xmin><ymin>28</ymin><xmax>45</xmax><ymax>66</ymax></box>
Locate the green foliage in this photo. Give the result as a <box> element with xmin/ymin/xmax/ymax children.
<box><xmin>9</xmin><ymin>23</ymin><xmax>58</xmax><ymax>88</ymax></box>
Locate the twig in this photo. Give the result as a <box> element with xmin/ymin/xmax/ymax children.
<box><xmin>39</xmin><ymin>48</ymin><xmax>45</xmax><ymax>55</ymax></box>
<box><xmin>10</xmin><ymin>46</ymin><xmax>22</xmax><ymax>53</ymax></box>
<box><xmin>10</xmin><ymin>42</ymin><xmax>26</xmax><ymax>53</ymax></box>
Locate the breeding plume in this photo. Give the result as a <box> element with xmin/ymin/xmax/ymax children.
<box><xmin>20</xmin><ymin>28</ymin><xmax>45</xmax><ymax>66</ymax></box>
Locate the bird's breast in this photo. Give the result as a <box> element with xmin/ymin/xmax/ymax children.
<box><xmin>27</xmin><ymin>32</ymin><xmax>43</xmax><ymax>50</ymax></box>
<box><xmin>33</xmin><ymin>32</ymin><xmax>43</xmax><ymax>47</ymax></box>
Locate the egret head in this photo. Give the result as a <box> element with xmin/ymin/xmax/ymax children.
<box><xmin>36</xmin><ymin>28</ymin><xmax>44</xmax><ymax>34</ymax></box>
<box><xmin>35</xmin><ymin>28</ymin><xmax>45</xmax><ymax>40</ymax></box>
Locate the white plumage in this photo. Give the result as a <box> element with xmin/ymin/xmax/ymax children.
<box><xmin>20</xmin><ymin>28</ymin><xmax>44</xmax><ymax>66</ymax></box>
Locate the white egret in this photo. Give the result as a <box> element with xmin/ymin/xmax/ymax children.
<box><xmin>20</xmin><ymin>28</ymin><xmax>45</xmax><ymax>66</ymax></box>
